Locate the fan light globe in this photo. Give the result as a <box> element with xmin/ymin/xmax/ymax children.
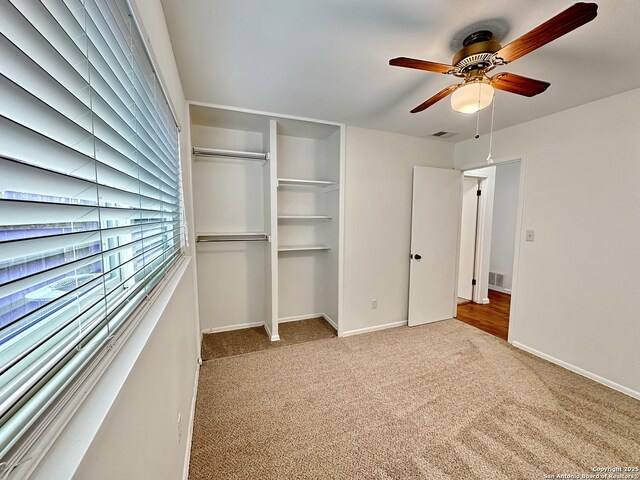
<box><xmin>451</xmin><ymin>82</ymin><xmax>495</xmax><ymax>114</ymax></box>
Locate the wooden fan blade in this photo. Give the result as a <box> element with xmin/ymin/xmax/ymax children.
<box><xmin>491</xmin><ymin>73</ymin><xmax>550</xmax><ymax>97</ymax></box>
<box><xmin>411</xmin><ymin>86</ymin><xmax>457</xmax><ymax>113</ymax></box>
<box><xmin>390</xmin><ymin>57</ymin><xmax>455</xmax><ymax>74</ymax></box>
<box><xmin>495</xmin><ymin>2</ymin><xmax>598</xmax><ymax>63</ymax></box>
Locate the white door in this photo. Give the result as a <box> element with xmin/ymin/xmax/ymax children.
<box><xmin>408</xmin><ymin>166</ymin><xmax>462</xmax><ymax>326</ymax></box>
<box><xmin>457</xmin><ymin>177</ymin><xmax>479</xmax><ymax>301</ymax></box>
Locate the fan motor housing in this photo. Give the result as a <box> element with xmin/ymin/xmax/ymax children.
<box><xmin>452</xmin><ymin>30</ymin><xmax>502</xmax><ymax>72</ymax></box>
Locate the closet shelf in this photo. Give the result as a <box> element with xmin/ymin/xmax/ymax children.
<box><xmin>277</xmin><ymin>215</ymin><xmax>332</xmax><ymax>221</ymax></box>
<box><xmin>192</xmin><ymin>147</ymin><xmax>268</xmax><ymax>162</ymax></box>
<box><xmin>278</xmin><ymin>245</ymin><xmax>330</xmax><ymax>252</ymax></box>
<box><xmin>278</xmin><ymin>178</ymin><xmax>337</xmax><ymax>188</ymax></box>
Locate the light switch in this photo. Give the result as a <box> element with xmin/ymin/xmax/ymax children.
<box><xmin>526</xmin><ymin>230</ymin><xmax>535</xmax><ymax>242</ymax></box>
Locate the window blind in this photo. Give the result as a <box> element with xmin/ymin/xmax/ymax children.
<box><xmin>0</xmin><ymin>0</ymin><xmax>182</xmax><ymax>466</ymax></box>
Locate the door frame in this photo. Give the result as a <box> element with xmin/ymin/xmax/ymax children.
<box><xmin>460</xmin><ymin>171</ymin><xmax>492</xmax><ymax>305</ymax></box>
<box><xmin>458</xmin><ymin>155</ymin><xmax>527</xmax><ymax>345</ymax></box>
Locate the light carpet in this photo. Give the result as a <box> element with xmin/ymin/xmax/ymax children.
<box><xmin>189</xmin><ymin>319</ymin><xmax>640</xmax><ymax>479</ymax></box>
<box><xmin>201</xmin><ymin>317</ymin><xmax>336</xmax><ymax>360</ymax></box>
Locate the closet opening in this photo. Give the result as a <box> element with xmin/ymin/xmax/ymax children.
<box><xmin>189</xmin><ymin>104</ymin><xmax>344</xmax><ymax>356</ymax></box>
<box><xmin>455</xmin><ymin>160</ymin><xmax>523</xmax><ymax>342</ymax></box>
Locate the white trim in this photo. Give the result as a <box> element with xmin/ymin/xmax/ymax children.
<box><xmin>473</xmin><ymin>174</ymin><xmax>491</xmax><ymax>305</ymax></box>
<box><xmin>200</xmin><ymin>322</ymin><xmax>264</xmax><ymax>335</ymax></box>
<box><xmin>458</xmin><ymin>154</ymin><xmax>526</xmax><ymax>346</ymax></box>
<box><xmin>512</xmin><ymin>342</ymin><xmax>640</xmax><ymax>400</ymax></box>
<box><xmin>488</xmin><ymin>285</ymin><xmax>512</xmax><ymax>294</ymax></box>
<box><xmin>456</xmin><ymin>167</ymin><xmax>494</xmax><ymax>309</ymax></box>
<box><xmin>459</xmin><ymin>154</ymin><xmax>524</xmax><ymax>172</ymax></box>
<box><xmin>322</xmin><ymin>313</ymin><xmax>338</xmax><ymax>331</ymax></box>
<box><xmin>181</xmin><ymin>360</ymin><xmax>200</xmax><ymax>480</ymax></box>
<box><xmin>451</xmin><ymin>171</ymin><xmax>464</xmax><ymax>323</ymax></box>
<box><xmin>278</xmin><ymin>313</ymin><xmax>324</xmax><ymax>323</ymax></box>
<box><xmin>263</xmin><ymin>321</ymin><xmax>279</xmax><ymax>342</ymax></box>
<box><xmin>507</xmin><ymin>155</ymin><xmax>527</xmax><ymax>344</ymax></box>
<box><xmin>337</xmin><ymin>125</ymin><xmax>346</xmax><ymax>337</ymax></box>
<box><xmin>267</xmin><ymin>119</ymin><xmax>279</xmax><ymax>341</ymax></box>
<box><xmin>278</xmin><ymin>313</ymin><xmax>337</xmax><ymax>332</ymax></box>
<box><xmin>341</xmin><ymin>320</ymin><xmax>407</xmax><ymax>337</ymax></box>
<box><xmin>187</xmin><ymin>101</ymin><xmax>344</xmax><ymax>128</ymax></box>
<box><xmin>125</xmin><ymin>0</ymin><xmax>181</xmax><ymax>130</ymax></box>
<box><xmin>480</xmin><ymin>297</ymin><xmax>490</xmax><ymax>305</ymax></box>
<box><xmin>184</xmin><ymin>108</ymin><xmax>202</xmax><ymax>362</ymax></box>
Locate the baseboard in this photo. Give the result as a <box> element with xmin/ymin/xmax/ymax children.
<box><xmin>279</xmin><ymin>312</ymin><xmax>338</xmax><ymax>333</ymax></box>
<box><xmin>321</xmin><ymin>313</ymin><xmax>338</xmax><ymax>331</ymax></box>
<box><xmin>263</xmin><ymin>322</ymin><xmax>279</xmax><ymax>342</ymax></box>
<box><xmin>182</xmin><ymin>359</ymin><xmax>200</xmax><ymax>480</ymax></box>
<box><xmin>481</xmin><ymin>297</ymin><xmax>490</xmax><ymax>305</ymax></box>
<box><xmin>278</xmin><ymin>313</ymin><xmax>324</xmax><ymax>323</ymax></box>
<box><xmin>489</xmin><ymin>285</ymin><xmax>511</xmax><ymax>294</ymax></box>
<box><xmin>200</xmin><ymin>321</ymin><xmax>263</xmax><ymax>335</ymax></box>
<box><xmin>512</xmin><ymin>342</ymin><xmax>640</xmax><ymax>400</ymax></box>
<box><xmin>341</xmin><ymin>320</ymin><xmax>407</xmax><ymax>337</ymax></box>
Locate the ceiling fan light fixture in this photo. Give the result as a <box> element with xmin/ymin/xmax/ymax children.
<box><xmin>451</xmin><ymin>80</ymin><xmax>495</xmax><ymax>114</ymax></box>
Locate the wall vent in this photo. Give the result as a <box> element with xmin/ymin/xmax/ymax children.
<box><xmin>489</xmin><ymin>272</ymin><xmax>505</xmax><ymax>288</ymax></box>
<box><xmin>431</xmin><ymin>131</ymin><xmax>456</xmax><ymax>138</ymax></box>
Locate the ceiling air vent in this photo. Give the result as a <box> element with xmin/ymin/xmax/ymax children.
<box><xmin>432</xmin><ymin>131</ymin><xmax>456</xmax><ymax>139</ymax></box>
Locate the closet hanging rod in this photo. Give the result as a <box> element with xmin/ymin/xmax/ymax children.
<box><xmin>196</xmin><ymin>233</ymin><xmax>270</xmax><ymax>243</ymax></box>
<box><xmin>192</xmin><ymin>147</ymin><xmax>269</xmax><ymax>161</ymax></box>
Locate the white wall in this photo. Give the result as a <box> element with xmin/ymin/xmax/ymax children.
<box><xmin>276</xmin><ymin>132</ymin><xmax>341</xmax><ymax>323</ymax></box>
<box><xmin>342</xmin><ymin>126</ymin><xmax>454</xmax><ymax>334</ymax></box>
<box><xmin>489</xmin><ymin>162</ymin><xmax>520</xmax><ymax>291</ymax></box>
<box><xmin>455</xmin><ymin>88</ymin><xmax>640</xmax><ymax>396</ymax></box>
<box><xmin>277</xmin><ymin>135</ymin><xmax>330</xmax><ymax>320</ymax></box>
<box><xmin>72</xmin><ymin>264</ymin><xmax>198</xmax><ymax>480</ymax></box>
<box><xmin>191</xmin><ymin>125</ymin><xmax>268</xmax><ymax>331</ymax></box>
<box><xmin>30</xmin><ymin>0</ymin><xmax>201</xmax><ymax>478</ymax></box>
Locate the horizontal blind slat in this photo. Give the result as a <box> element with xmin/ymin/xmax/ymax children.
<box><xmin>0</xmin><ymin>227</ymin><xmax>180</xmax><ymax>337</ymax></box>
<box><xmin>0</xmin><ymin>0</ymin><xmax>182</xmax><ymax>461</ymax></box>
<box><xmin>0</xmin><ymin>117</ymin><xmax>178</xmax><ymax>202</ymax></box>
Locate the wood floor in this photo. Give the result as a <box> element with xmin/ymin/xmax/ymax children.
<box><xmin>455</xmin><ymin>289</ymin><xmax>510</xmax><ymax>341</ymax></box>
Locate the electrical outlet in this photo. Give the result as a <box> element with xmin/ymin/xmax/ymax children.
<box><xmin>526</xmin><ymin>230</ymin><xmax>535</xmax><ymax>242</ymax></box>
<box><xmin>371</xmin><ymin>299</ymin><xmax>377</xmax><ymax>309</ymax></box>
<box><xmin>177</xmin><ymin>412</ymin><xmax>182</xmax><ymax>443</ymax></box>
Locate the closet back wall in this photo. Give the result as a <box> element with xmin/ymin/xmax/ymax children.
<box><xmin>277</xmin><ymin>131</ymin><xmax>340</xmax><ymax>323</ymax></box>
<box><xmin>342</xmin><ymin>126</ymin><xmax>454</xmax><ymax>335</ymax></box>
<box><xmin>191</xmin><ymin>125</ymin><xmax>267</xmax><ymax>331</ymax></box>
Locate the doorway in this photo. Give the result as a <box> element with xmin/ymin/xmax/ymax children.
<box><xmin>457</xmin><ymin>176</ymin><xmax>480</xmax><ymax>304</ymax></box>
<box><xmin>455</xmin><ymin>161</ymin><xmax>522</xmax><ymax>341</ymax></box>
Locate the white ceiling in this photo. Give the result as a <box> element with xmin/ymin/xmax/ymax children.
<box><xmin>160</xmin><ymin>0</ymin><xmax>640</xmax><ymax>141</ymax></box>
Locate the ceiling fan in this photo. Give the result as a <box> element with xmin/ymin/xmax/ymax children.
<box><xmin>389</xmin><ymin>2</ymin><xmax>598</xmax><ymax>114</ymax></box>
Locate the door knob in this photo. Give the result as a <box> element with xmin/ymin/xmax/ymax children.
<box><xmin>413</xmin><ymin>254</ymin><xmax>422</xmax><ymax>260</ymax></box>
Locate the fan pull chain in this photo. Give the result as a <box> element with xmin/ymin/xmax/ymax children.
<box><xmin>487</xmin><ymin>92</ymin><xmax>496</xmax><ymax>164</ymax></box>
<box><xmin>474</xmin><ymin>84</ymin><xmax>482</xmax><ymax>139</ymax></box>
